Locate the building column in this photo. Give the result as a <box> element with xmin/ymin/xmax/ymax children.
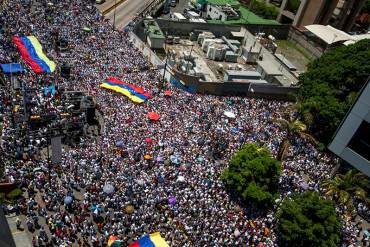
<box><xmin>277</xmin><ymin>0</ymin><xmax>288</xmax><ymax>22</ymax></box>
<box><xmin>293</xmin><ymin>0</ymin><xmax>308</xmax><ymax>26</ymax></box>
<box><xmin>342</xmin><ymin>0</ymin><xmax>367</xmax><ymax>32</ymax></box>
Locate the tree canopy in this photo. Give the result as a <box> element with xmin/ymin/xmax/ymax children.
<box><xmin>221</xmin><ymin>144</ymin><xmax>281</xmax><ymax>208</ymax></box>
<box><xmin>323</xmin><ymin>169</ymin><xmax>370</xmax><ymax>213</ymax></box>
<box><xmin>277</xmin><ymin>192</ymin><xmax>342</xmax><ymax>247</ymax></box>
<box><xmin>296</xmin><ymin>39</ymin><xmax>370</xmax><ymax>145</ymax></box>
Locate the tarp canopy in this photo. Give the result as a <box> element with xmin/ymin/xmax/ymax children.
<box><xmin>1</xmin><ymin>63</ymin><xmax>24</xmax><ymax>73</ymax></box>
<box><xmin>304</xmin><ymin>25</ymin><xmax>352</xmax><ymax>45</ymax></box>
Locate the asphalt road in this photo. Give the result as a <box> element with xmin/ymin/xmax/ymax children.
<box><xmin>102</xmin><ymin>0</ymin><xmax>154</xmax><ymax>30</ymax></box>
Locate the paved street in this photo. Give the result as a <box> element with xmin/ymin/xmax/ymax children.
<box><xmin>99</xmin><ymin>0</ymin><xmax>154</xmax><ymax>30</ymax></box>
<box><xmin>6</xmin><ymin>214</ymin><xmax>32</xmax><ymax>247</ymax></box>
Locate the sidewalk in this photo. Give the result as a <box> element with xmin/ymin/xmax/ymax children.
<box><xmin>6</xmin><ymin>214</ymin><xmax>32</xmax><ymax>247</ymax></box>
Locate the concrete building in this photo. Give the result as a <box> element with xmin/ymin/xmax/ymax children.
<box><xmin>267</xmin><ymin>0</ymin><xmax>367</xmax><ymax>31</ymax></box>
<box><xmin>329</xmin><ymin>79</ymin><xmax>370</xmax><ymax>177</ymax></box>
<box><xmin>206</xmin><ymin>4</ymin><xmax>240</xmax><ymax>21</ymax></box>
<box><xmin>143</xmin><ymin>20</ymin><xmax>165</xmax><ymax>49</ymax></box>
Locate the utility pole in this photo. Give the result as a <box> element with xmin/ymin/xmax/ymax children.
<box><xmin>161</xmin><ymin>31</ymin><xmax>168</xmax><ymax>88</ymax></box>
<box><xmin>46</xmin><ymin>130</ymin><xmax>52</xmax><ymax>186</ymax></box>
<box><xmin>185</xmin><ymin>44</ymin><xmax>194</xmax><ymax>74</ymax></box>
<box><xmin>113</xmin><ymin>0</ymin><xmax>117</xmax><ymax>31</ymax></box>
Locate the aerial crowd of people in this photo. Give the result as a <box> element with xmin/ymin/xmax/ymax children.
<box><xmin>0</xmin><ymin>0</ymin><xmax>367</xmax><ymax>246</ymax></box>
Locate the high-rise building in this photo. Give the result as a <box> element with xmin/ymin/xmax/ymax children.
<box><xmin>267</xmin><ymin>0</ymin><xmax>367</xmax><ymax>31</ymax></box>
<box><xmin>329</xmin><ymin>79</ymin><xmax>370</xmax><ymax>177</ymax></box>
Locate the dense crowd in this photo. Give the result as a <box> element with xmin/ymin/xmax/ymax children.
<box><xmin>0</xmin><ymin>0</ymin><xmax>366</xmax><ymax>246</ymax></box>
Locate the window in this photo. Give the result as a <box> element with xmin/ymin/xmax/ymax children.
<box><xmin>348</xmin><ymin>121</ymin><xmax>370</xmax><ymax>161</ymax></box>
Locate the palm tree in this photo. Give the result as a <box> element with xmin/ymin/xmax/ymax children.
<box><xmin>323</xmin><ymin>170</ymin><xmax>370</xmax><ymax>213</ymax></box>
<box><xmin>275</xmin><ymin>115</ymin><xmax>317</xmax><ymax>161</ymax></box>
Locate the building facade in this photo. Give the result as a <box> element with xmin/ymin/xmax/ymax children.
<box><xmin>329</xmin><ymin>79</ymin><xmax>370</xmax><ymax>177</ymax></box>
<box><xmin>267</xmin><ymin>0</ymin><xmax>367</xmax><ymax>31</ymax></box>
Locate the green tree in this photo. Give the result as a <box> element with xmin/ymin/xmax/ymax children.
<box><xmin>361</xmin><ymin>0</ymin><xmax>370</xmax><ymax>14</ymax></box>
<box><xmin>277</xmin><ymin>192</ymin><xmax>342</xmax><ymax>247</ymax></box>
<box><xmin>322</xmin><ymin>169</ymin><xmax>370</xmax><ymax>213</ymax></box>
<box><xmin>221</xmin><ymin>144</ymin><xmax>281</xmax><ymax>208</ymax></box>
<box><xmin>275</xmin><ymin>112</ymin><xmax>317</xmax><ymax>161</ymax></box>
<box><xmin>296</xmin><ymin>39</ymin><xmax>370</xmax><ymax>145</ymax></box>
<box><xmin>286</xmin><ymin>0</ymin><xmax>301</xmax><ymax>13</ymax></box>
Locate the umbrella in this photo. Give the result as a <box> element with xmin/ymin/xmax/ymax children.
<box><xmin>108</xmin><ymin>236</ymin><xmax>122</xmax><ymax>247</ymax></box>
<box><xmin>196</xmin><ymin>156</ymin><xmax>204</xmax><ymax>163</ymax></box>
<box><xmin>170</xmin><ymin>155</ymin><xmax>181</xmax><ymax>165</ymax></box>
<box><xmin>125</xmin><ymin>205</ymin><xmax>135</xmax><ymax>214</ymax></box>
<box><xmin>164</xmin><ymin>90</ymin><xmax>172</xmax><ymax>96</ymax></box>
<box><xmin>136</xmin><ymin>179</ymin><xmax>145</xmax><ymax>185</ymax></box>
<box><xmin>196</xmin><ymin>97</ymin><xmax>202</xmax><ymax>102</ymax></box>
<box><xmin>227</xmin><ymin>99</ymin><xmax>234</xmax><ymax>105</ymax></box>
<box><xmin>64</xmin><ymin>196</ymin><xmax>73</xmax><ymax>205</ymax></box>
<box><xmin>158</xmin><ymin>175</ymin><xmax>165</xmax><ymax>183</ymax></box>
<box><xmin>147</xmin><ymin>112</ymin><xmax>160</xmax><ymax>121</ymax></box>
<box><xmin>115</xmin><ymin>140</ymin><xmax>124</xmax><ymax>147</ymax></box>
<box><xmin>103</xmin><ymin>184</ymin><xmax>114</xmax><ymax>194</ymax></box>
<box><xmin>33</xmin><ymin>167</ymin><xmax>43</xmax><ymax>173</ymax></box>
<box><xmin>168</xmin><ymin>197</ymin><xmax>177</xmax><ymax>205</ymax></box>
<box><xmin>83</xmin><ymin>27</ymin><xmax>92</xmax><ymax>32</ymax></box>
<box><xmin>91</xmin><ymin>205</ymin><xmax>103</xmax><ymax>212</ymax></box>
<box><xmin>177</xmin><ymin>176</ymin><xmax>185</xmax><ymax>182</ymax></box>
<box><xmin>144</xmin><ymin>154</ymin><xmax>152</xmax><ymax>160</ymax></box>
<box><xmin>224</xmin><ymin>111</ymin><xmax>236</xmax><ymax>119</ymax></box>
<box><xmin>299</xmin><ymin>181</ymin><xmax>309</xmax><ymax>190</ymax></box>
<box><xmin>145</xmin><ymin>138</ymin><xmax>152</xmax><ymax>144</ymax></box>
<box><xmin>179</xmin><ymin>165</ymin><xmax>187</xmax><ymax>171</ymax></box>
<box><xmin>156</xmin><ymin>156</ymin><xmax>164</xmax><ymax>162</ymax></box>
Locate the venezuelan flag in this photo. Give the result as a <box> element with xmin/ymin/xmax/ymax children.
<box><xmin>129</xmin><ymin>232</ymin><xmax>169</xmax><ymax>247</ymax></box>
<box><xmin>108</xmin><ymin>236</ymin><xmax>122</xmax><ymax>247</ymax></box>
<box><xmin>100</xmin><ymin>77</ymin><xmax>151</xmax><ymax>104</ymax></box>
<box><xmin>13</xmin><ymin>36</ymin><xmax>56</xmax><ymax>74</ymax></box>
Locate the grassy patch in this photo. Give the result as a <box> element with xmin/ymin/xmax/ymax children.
<box><xmin>276</xmin><ymin>40</ymin><xmax>314</xmax><ymax>62</ymax></box>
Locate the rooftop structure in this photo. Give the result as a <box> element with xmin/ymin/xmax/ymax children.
<box><xmin>143</xmin><ymin>19</ymin><xmax>165</xmax><ymax>49</ymax></box>
<box><xmin>305</xmin><ymin>24</ymin><xmax>370</xmax><ymax>46</ymax></box>
<box><xmin>199</xmin><ymin>0</ymin><xmax>279</xmax><ymax>25</ymax></box>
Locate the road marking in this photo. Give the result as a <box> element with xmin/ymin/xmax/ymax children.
<box><xmin>102</xmin><ymin>0</ymin><xmax>127</xmax><ymax>15</ymax></box>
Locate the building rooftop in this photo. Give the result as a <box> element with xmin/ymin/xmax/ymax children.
<box><xmin>304</xmin><ymin>25</ymin><xmax>351</xmax><ymax>45</ymax></box>
<box><xmin>206</xmin><ymin>0</ymin><xmax>240</xmax><ymax>7</ymax></box>
<box><xmin>225</xmin><ymin>70</ymin><xmax>261</xmax><ymax>77</ymax></box>
<box><xmin>257</xmin><ymin>60</ymin><xmax>283</xmax><ymax>75</ymax></box>
<box><xmin>208</xmin><ymin>6</ymin><xmax>279</xmax><ymax>25</ymax></box>
<box><xmin>144</xmin><ymin>20</ymin><xmax>165</xmax><ymax>39</ymax></box>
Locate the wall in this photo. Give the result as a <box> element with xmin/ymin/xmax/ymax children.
<box><xmin>173</xmin><ymin>69</ymin><xmax>297</xmax><ymax>100</ymax></box>
<box><xmin>153</xmin><ymin>19</ymin><xmax>290</xmax><ymax>40</ymax></box>
<box><xmin>129</xmin><ymin>32</ymin><xmax>165</xmax><ymax>67</ymax></box>
<box><xmin>297</xmin><ymin>0</ymin><xmax>326</xmax><ymax>27</ymax></box>
<box><xmin>288</xmin><ymin>26</ymin><xmax>323</xmax><ymax>58</ymax></box>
